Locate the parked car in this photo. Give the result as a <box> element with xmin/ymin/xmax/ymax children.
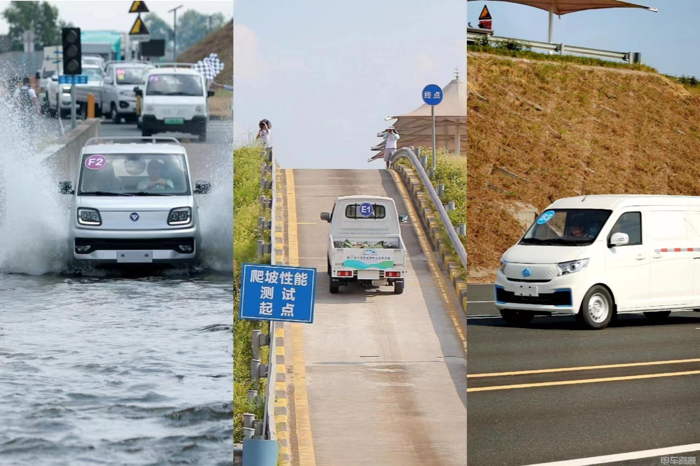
<box><xmin>59</xmin><ymin>136</ymin><xmax>212</xmax><ymax>267</ymax></box>
<box><xmin>496</xmin><ymin>195</ymin><xmax>700</xmax><ymax>329</ymax></box>
<box><xmin>321</xmin><ymin>195</ymin><xmax>408</xmax><ymax>294</ymax></box>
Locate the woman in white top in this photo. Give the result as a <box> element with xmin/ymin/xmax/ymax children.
<box><xmin>255</xmin><ymin>119</ymin><xmax>272</xmax><ymax>148</ymax></box>
<box><xmin>368</xmin><ymin>126</ymin><xmax>400</xmax><ymax>169</ymax></box>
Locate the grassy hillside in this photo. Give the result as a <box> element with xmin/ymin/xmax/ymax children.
<box><xmin>233</xmin><ymin>145</ymin><xmax>270</xmax><ymax>441</ymax></box>
<box><xmin>468</xmin><ymin>51</ymin><xmax>700</xmax><ymax>282</ymax></box>
<box><xmin>178</xmin><ymin>20</ymin><xmax>232</xmax><ymax>85</ymax></box>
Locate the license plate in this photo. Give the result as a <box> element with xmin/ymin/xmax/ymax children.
<box><xmin>117</xmin><ymin>251</ymin><xmax>153</xmax><ymax>263</ymax></box>
<box><xmin>164</xmin><ymin>118</ymin><xmax>184</xmax><ymax>125</ymax></box>
<box><xmin>358</xmin><ymin>270</ymin><xmax>380</xmax><ymax>281</ymax></box>
<box><xmin>515</xmin><ymin>285</ymin><xmax>539</xmax><ymax>297</ymax></box>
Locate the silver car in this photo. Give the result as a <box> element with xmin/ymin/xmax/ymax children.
<box><xmin>102</xmin><ymin>62</ymin><xmax>153</xmax><ymax>124</ymax></box>
<box><xmin>60</xmin><ymin>137</ymin><xmax>211</xmax><ymax>266</ymax></box>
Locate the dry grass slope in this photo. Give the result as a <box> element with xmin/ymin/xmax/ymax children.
<box><xmin>178</xmin><ymin>20</ymin><xmax>233</xmax><ymax>85</ymax></box>
<box><xmin>468</xmin><ymin>51</ymin><xmax>700</xmax><ymax>282</ymax></box>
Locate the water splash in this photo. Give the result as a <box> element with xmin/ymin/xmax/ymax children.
<box><xmin>0</xmin><ymin>97</ymin><xmax>70</xmax><ymax>275</ymax></box>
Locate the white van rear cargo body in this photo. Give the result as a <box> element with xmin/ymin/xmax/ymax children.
<box><xmin>496</xmin><ymin>195</ymin><xmax>700</xmax><ymax>329</ymax></box>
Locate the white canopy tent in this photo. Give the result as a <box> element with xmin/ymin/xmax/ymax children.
<box><xmin>468</xmin><ymin>0</ymin><xmax>657</xmax><ymax>43</ymax></box>
<box><xmin>374</xmin><ymin>73</ymin><xmax>466</xmax><ymax>156</ymax></box>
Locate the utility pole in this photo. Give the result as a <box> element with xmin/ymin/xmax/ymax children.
<box><xmin>169</xmin><ymin>5</ymin><xmax>183</xmax><ymax>61</ymax></box>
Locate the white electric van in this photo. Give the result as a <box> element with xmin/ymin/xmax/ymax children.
<box><xmin>496</xmin><ymin>195</ymin><xmax>700</xmax><ymax>329</ymax></box>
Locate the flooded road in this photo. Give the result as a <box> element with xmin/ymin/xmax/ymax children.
<box><xmin>0</xmin><ymin>272</ymin><xmax>232</xmax><ymax>466</ymax></box>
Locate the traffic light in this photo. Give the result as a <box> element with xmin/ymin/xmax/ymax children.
<box><xmin>62</xmin><ymin>28</ymin><xmax>81</xmax><ymax>75</ymax></box>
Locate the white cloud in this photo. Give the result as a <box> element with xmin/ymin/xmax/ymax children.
<box><xmin>234</xmin><ymin>23</ymin><xmax>264</xmax><ymax>81</ymax></box>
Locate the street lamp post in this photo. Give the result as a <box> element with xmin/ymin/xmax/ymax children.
<box><xmin>169</xmin><ymin>5</ymin><xmax>183</xmax><ymax>61</ymax></box>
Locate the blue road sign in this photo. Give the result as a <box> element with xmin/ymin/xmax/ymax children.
<box><xmin>240</xmin><ymin>263</ymin><xmax>317</xmax><ymax>324</ymax></box>
<box><xmin>58</xmin><ymin>75</ymin><xmax>88</xmax><ymax>84</ymax></box>
<box><xmin>422</xmin><ymin>84</ymin><xmax>443</xmax><ymax>106</ymax></box>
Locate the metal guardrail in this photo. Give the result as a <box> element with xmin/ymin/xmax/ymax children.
<box><xmin>468</xmin><ymin>32</ymin><xmax>642</xmax><ymax>64</ymax></box>
<box><xmin>390</xmin><ymin>147</ymin><xmax>467</xmax><ymax>271</ymax></box>
<box><xmin>263</xmin><ymin>145</ymin><xmax>277</xmax><ymax>442</ymax></box>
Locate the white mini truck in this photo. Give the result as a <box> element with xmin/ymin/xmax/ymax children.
<box><xmin>321</xmin><ymin>196</ymin><xmax>408</xmax><ymax>294</ymax></box>
<box><xmin>60</xmin><ymin>137</ymin><xmax>211</xmax><ymax>267</ymax></box>
<box><xmin>497</xmin><ymin>195</ymin><xmax>700</xmax><ymax>329</ymax></box>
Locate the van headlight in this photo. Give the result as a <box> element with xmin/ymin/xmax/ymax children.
<box><xmin>499</xmin><ymin>260</ymin><xmax>507</xmax><ymax>273</ymax></box>
<box><xmin>168</xmin><ymin>207</ymin><xmax>191</xmax><ymax>226</ymax></box>
<box><xmin>557</xmin><ymin>259</ymin><xmax>589</xmax><ymax>276</ymax></box>
<box><xmin>77</xmin><ymin>208</ymin><xmax>102</xmax><ymax>226</ymax></box>
<box><xmin>62</xmin><ymin>86</ymin><xmax>71</xmax><ymax>95</ymax></box>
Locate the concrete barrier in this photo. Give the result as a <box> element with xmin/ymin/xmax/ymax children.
<box><xmin>40</xmin><ymin>118</ymin><xmax>101</xmax><ymax>183</ymax></box>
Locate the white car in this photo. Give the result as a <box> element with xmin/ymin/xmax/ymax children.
<box><xmin>102</xmin><ymin>62</ymin><xmax>153</xmax><ymax>124</ymax></box>
<box><xmin>136</xmin><ymin>66</ymin><xmax>214</xmax><ymax>142</ymax></box>
<box><xmin>59</xmin><ymin>136</ymin><xmax>211</xmax><ymax>267</ymax></box>
<box><xmin>496</xmin><ymin>195</ymin><xmax>700</xmax><ymax>329</ymax></box>
<box><xmin>48</xmin><ymin>64</ymin><xmax>105</xmax><ymax>119</ymax></box>
<box><xmin>320</xmin><ymin>195</ymin><xmax>408</xmax><ymax>294</ymax></box>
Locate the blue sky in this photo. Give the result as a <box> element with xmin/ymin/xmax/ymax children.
<box><xmin>468</xmin><ymin>0</ymin><xmax>696</xmax><ymax>78</ymax></box>
<box><xmin>234</xmin><ymin>0</ymin><xmax>466</xmax><ymax>169</ymax></box>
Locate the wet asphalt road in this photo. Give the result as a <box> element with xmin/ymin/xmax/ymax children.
<box><xmin>467</xmin><ymin>283</ymin><xmax>700</xmax><ymax>466</ymax></box>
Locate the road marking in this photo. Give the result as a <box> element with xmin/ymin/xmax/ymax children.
<box><xmin>523</xmin><ymin>443</ymin><xmax>700</xmax><ymax>465</ymax></box>
<box><xmin>467</xmin><ymin>300</ymin><xmax>495</xmax><ymax>304</ymax></box>
<box><xmin>468</xmin><ymin>369</ymin><xmax>700</xmax><ymax>392</ymax></box>
<box><xmin>297</xmin><ymin>222</ymin><xmax>317</xmax><ymax>225</ymax></box>
<box><xmin>469</xmin><ymin>357</ymin><xmax>700</xmax><ymax>378</ymax></box>
<box><xmin>390</xmin><ymin>170</ymin><xmax>466</xmax><ymax>353</ymax></box>
<box><xmin>285</xmin><ymin>169</ymin><xmax>316</xmax><ymax>466</ymax></box>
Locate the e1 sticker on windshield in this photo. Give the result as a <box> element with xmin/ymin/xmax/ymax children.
<box><xmin>85</xmin><ymin>155</ymin><xmax>106</xmax><ymax>170</ymax></box>
<box><xmin>537</xmin><ymin>210</ymin><xmax>555</xmax><ymax>225</ymax></box>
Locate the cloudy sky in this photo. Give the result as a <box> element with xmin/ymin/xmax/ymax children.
<box><xmin>0</xmin><ymin>1</ymin><xmax>232</xmax><ymax>35</ymax></box>
<box><xmin>234</xmin><ymin>0</ymin><xmax>466</xmax><ymax>169</ymax></box>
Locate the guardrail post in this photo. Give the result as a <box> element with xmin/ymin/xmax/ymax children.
<box><xmin>420</xmin><ymin>155</ymin><xmax>428</xmax><ymax>169</ymax></box>
<box><xmin>243</xmin><ymin>427</ymin><xmax>255</xmax><ymax>440</ymax></box>
<box><xmin>254</xmin><ymin>420</ymin><xmax>264</xmax><ymax>439</ymax></box>
<box><xmin>447</xmin><ymin>201</ymin><xmax>455</xmax><ymax>211</ymax></box>
<box><xmin>251</xmin><ymin>329</ymin><xmax>270</xmax><ymax>382</ymax></box>
<box><xmin>438</xmin><ymin>183</ymin><xmax>445</xmax><ymax>198</ymax></box>
<box><xmin>457</xmin><ymin>223</ymin><xmax>466</xmax><ymax>236</ymax></box>
<box><xmin>243</xmin><ymin>413</ymin><xmax>256</xmax><ymax>429</ymax></box>
<box><xmin>559</xmin><ymin>44</ymin><xmax>565</xmax><ymax>56</ymax></box>
<box><xmin>247</xmin><ymin>389</ymin><xmax>257</xmax><ymax>402</ymax></box>
<box><xmin>631</xmin><ymin>52</ymin><xmax>642</xmax><ymax>64</ymax></box>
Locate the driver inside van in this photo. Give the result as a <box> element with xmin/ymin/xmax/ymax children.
<box><xmin>568</xmin><ymin>214</ymin><xmax>603</xmax><ymax>238</ymax></box>
<box><xmin>137</xmin><ymin>159</ymin><xmax>174</xmax><ymax>191</ymax></box>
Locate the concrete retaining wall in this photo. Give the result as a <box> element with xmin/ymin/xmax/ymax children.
<box><xmin>41</xmin><ymin>118</ymin><xmax>101</xmax><ymax>183</ymax></box>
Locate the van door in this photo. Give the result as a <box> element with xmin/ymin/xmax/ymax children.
<box><xmin>647</xmin><ymin>209</ymin><xmax>694</xmax><ymax>309</ymax></box>
<box><xmin>605</xmin><ymin>211</ymin><xmax>649</xmax><ymax>311</ymax></box>
<box><xmin>688</xmin><ymin>212</ymin><xmax>700</xmax><ymax>308</ymax></box>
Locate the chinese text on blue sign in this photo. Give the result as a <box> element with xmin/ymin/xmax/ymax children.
<box><xmin>239</xmin><ymin>264</ymin><xmax>317</xmax><ymax>324</ymax></box>
<box><xmin>422</xmin><ymin>84</ymin><xmax>443</xmax><ymax>106</ymax></box>
<box><xmin>58</xmin><ymin>75</ymin><xmax>88</xmax><ymax>84</ymax></box>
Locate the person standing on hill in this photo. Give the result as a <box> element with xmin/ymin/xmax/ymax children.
<box><xmin>255</xmin><ymin>119</ymin><xmax>272</xmax><ymax>148</ymax></box>
<box><xmin>368</xmin><ymin>126</ymin><xmax>400</xmax><ymax>169</ymax></box>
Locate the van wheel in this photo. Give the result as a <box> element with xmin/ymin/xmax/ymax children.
<box><xmin>327</xmin><ymin>257</ymin><xmax>331</xmax><ymax>276</ymax></box>
<box><xmin>580</xmin><ymin>286</ymin><xmax>613</xmax><ymax>330</ymax></box>
<box><xmin>394</xmin><ymin>280</ymin><xmax>404</xmax><ymax>295</ymax></box>
<box><xmin>329</xmin><ymin>279</ymin><xmax>340</xmax><ymax>294</ymax></box>
<box><xmin>198</xmin><ymin>129</ymin><xmax>207</xmax><ymax>142</ymax></box>
<box><xmin>500</xmin><ymin>310</ymin><xmax>534</xmax><ymax>326</ymax></box>
<box><xmin>111</xmin><ymin>105</ymin><xmax>121</xmax><ymax>124</ymax></box>
<box><xmin>644</xmin><ymin>311</ymin><xmax>671</xmax><ymax>322</ymax></box>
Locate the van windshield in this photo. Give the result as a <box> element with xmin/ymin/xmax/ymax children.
<box><xmin>78</xmin><ymin>153</ymin><xmax>190</xmax><ymax>196</ymax></box>
<box><xmin>520</xmin><ymin>209</ymin><xmax>612</xmax><ymax>246</ymax></box>
<box><xmin>115</xmin><ymin>67</ymin><xmax>147</xmax><ymax>85</ymax></box>
<box><xmin>146</xmin><ymin>74</ymin><xmax>203</xmax><ymax>96</ymax></box>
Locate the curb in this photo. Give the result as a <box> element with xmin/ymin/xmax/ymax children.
<box><xmin>394</xmin><ymin>164</ymin><xmax>467</xmax><ymax>313</ymax></box>
<box><xmin>273</xmin><ymin>165</ymin><xmax>291</xmax><ymax>466</ymax></box>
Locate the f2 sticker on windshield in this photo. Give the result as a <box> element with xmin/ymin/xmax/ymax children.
<box><xmin>537</xmin><ymin>210</ymin><xmax>555</xmax><ymax>225</ymax></box>
<box><xmin>85</xmin><ymin>155</ymin><xmax>107</xmax><ymax>170</ymax></box>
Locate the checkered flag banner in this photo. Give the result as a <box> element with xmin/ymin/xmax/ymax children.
<box><xmin>194</xmin><ymin>52</ymin><xmax>225</xmax><ymax>81</ymax></box>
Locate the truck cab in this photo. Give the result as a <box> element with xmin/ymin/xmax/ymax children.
<box><xmin>136</xmin><ymin>66</ymin><xmax>213</xmax><ymax>142</ymax></box>
<box><xmin>60</xmin><ymin>137</ymin><xmax>212</xmax><ymax>267</ymax></box>
<box><xmin>321</xmin><ymin>195</ymin><xmax>408</xmax><ymax>294</ymax></box>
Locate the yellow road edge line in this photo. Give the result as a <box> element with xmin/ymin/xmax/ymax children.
<box><xmin>468</xmin><ymin>369</ymin><xmax>700</xmax><ymax>392</ymax></box>
<box><xmin>276</xmin><ymin>346</ymin><xmax>285</xmax><ymax>356</ymax></box>
<box><xmin>390</xmin><ymin>170</ymin><xmax>466</xmax><ymax>353</ymax></box>
<box><xmin>286</xmin><ymin>169</ymin><xmax>317</xmax><ymax>466</ymax></box>
<box><xmin>468</xmin><ymin>357</ymin><xmax>700</xmax><ymax>378</ymax></box>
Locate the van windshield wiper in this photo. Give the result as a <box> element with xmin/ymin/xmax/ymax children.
<box><xmin>82</xmin><ymin>191</ymin><xmax>133</xmax><ymax>196</ymax></box>
<box><xmin>520</xmin><ymin>237</ymin><xmax>590</xmax><ymax>246</ymax></box>
<box><xmin>132</xmin><ymin>191</ymin><xmax>173</xmax><ymax>196</ymax></box>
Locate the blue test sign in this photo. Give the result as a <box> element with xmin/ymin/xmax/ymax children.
<box><xmin>422</xmin><ymin>84</ymin><xmax>443</xmax><ymax>106</ymax></box>
<box><xmin>58</xmin><ymin>75</ymin><xmax>88</xmax><ymax>85</ymax></box>
<box><xmin>239</xmin><ymin>263</ymin><xmax>317</xmax><ymax>324</ymax></box>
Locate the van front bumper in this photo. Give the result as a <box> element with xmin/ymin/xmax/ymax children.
<box><xmin>494</xmin><ymin>270</ymin><xmax>586</xmax><ymax>315</ymax></box>
<box><xmin>142</xmin><ymin>115</ymin><xmax>206</xmax><ymax>134</ymax></box>
<box><xmin>71</xmin><ymin>226</ymin><xmax>198</xmax><ymax>263</ymax></box>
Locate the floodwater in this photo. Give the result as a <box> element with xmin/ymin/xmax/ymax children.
<box><xmin>0</xmin><ymin>101</ymin><xmax>233</xmax><ymax>465</ymax></box>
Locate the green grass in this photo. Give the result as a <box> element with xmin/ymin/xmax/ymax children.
<box><xmin>468</xmin><ymin>43</ymin><xmax>657</xmax><ymax>73</ymax></box>
<box><xmin>234</xmin><ymin>145</ymin><xmax>271</xmax><ymax>443</ymax></box>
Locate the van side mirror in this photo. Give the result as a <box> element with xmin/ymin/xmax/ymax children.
<box><xmin>399</xmin><ymin>214</ymin><xmax>409</xmax><ymax>224</ymax></box>
<box><xmin>35</xmin><ymin>71</ymin><xmax>41</xmax><ymax>80</ymax></box>
<box><xmin>104</xmin><ymin>76</ymin><xmax>113</xmax><ymax>84</ymax></box>
<box><xmin>51</xmin><ymin>75</ymin><xmax>58</xmax><ymax>81</ymax></box>
<box><xmin>59</xmin><ymin>181</ymin><xmax>74</xmax><ymax>195</ymax></box>
<box><xmin>320</xmin><ymin>212</ymin><xmax>331</xmax><ymax>223</ymax></box>
<box><xmin>134</xmin><ymin>88</ymin><xmax>142</xmax><ymax>96</ymax></box>
<box><xmin>195</xmin><ymin>181</ymin><xmax>211</xmax><ymax>194</ymax></box>
<box><xmin>609</xmin><ymin>232</ymin><xmax>629</xmax><ymax>247</ymax></box>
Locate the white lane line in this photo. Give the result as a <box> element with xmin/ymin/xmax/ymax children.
<box><xmin>523</xmin><ymin>443</ymin><xmax>700</xmax><ymax>466</ymax></box>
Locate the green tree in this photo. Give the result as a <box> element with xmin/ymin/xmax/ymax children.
<box><xmin>177</xmin><ymin>11</ymin><xmax>226</xmax><ymax>52</ymax></box>
<box><xmin>2</xmin><ymin>1</ymin><xmax>69</xmax><ymax>51</ymax></box>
